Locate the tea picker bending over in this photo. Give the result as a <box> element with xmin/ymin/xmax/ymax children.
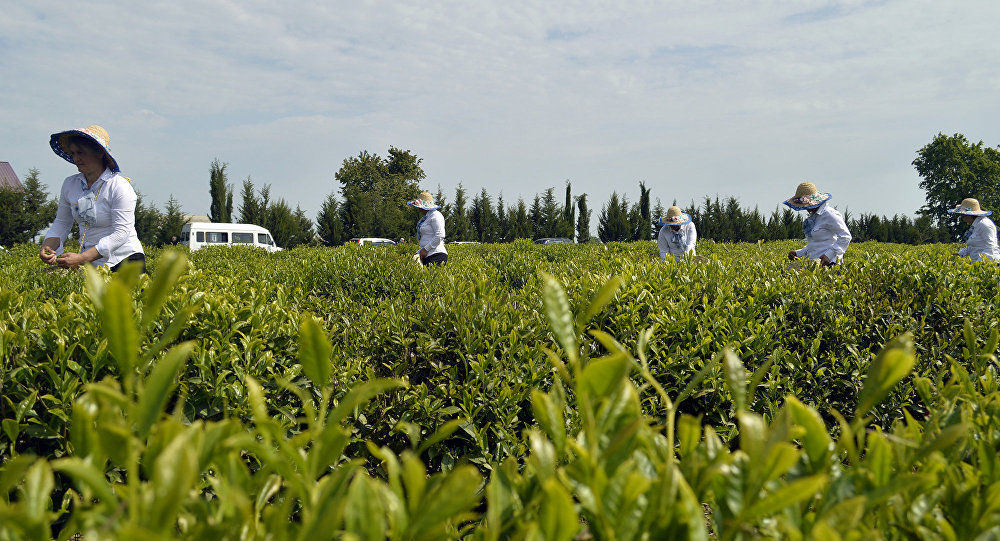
<box><xmin>657</xmin><ymin>206</ymin><xmax>697</xmax><ymax>262</ymax></box>
<box><xmin>950</xmin><ymin>198</ymin><xmax>1000</xmax><ymax>262</ymax></box>
<box><xmin>407</xmin><ymin>191</ymin><xmax>448</xmax><ymax>266</ymax></box>
<box><xmin>784</xmin><ymin>182</ymin><xmax>851</xmax><ymax>267</ymax></box>
<box><xmin>39</xmin><ymin>125</ymin><xmax>145</xmax><ymax>273</ymax></box>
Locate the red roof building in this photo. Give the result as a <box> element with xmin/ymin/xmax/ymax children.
<box><xmin>0</xmin><ymin>162</ymin><xmax>23</xmax><ymax>191</ymax></box>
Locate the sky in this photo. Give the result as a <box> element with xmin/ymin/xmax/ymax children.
<box><xmin>2</xmin><ymin>0</ymin><xmax>999</xmax><ymax>227</ymax></box>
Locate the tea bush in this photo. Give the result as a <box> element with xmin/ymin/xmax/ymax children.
<box><xmin>3</xmin><ymin>241</ymin><xmax>1000</xmax><ymax>538</ymax></box>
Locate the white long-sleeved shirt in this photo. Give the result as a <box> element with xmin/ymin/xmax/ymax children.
<box><xmin>45</xmin><ymin>169</ymin><xmax>144</xmax><ymax>267</ymax></box>
<box><xmin>657</xmin><ymin>222</ymin><xmax>697</xmax><ymax>261</ymax></box>
<box><xmin>958</xmin><ymin>216</ymin><xmax>1000</xmax><ymax>262</ymax></box>
<box><xmin>416</xmin><ymin>209</ymin><xmax>447</xmax><ymax>256</ymax></box>
<box><xmin>795</xmin><ymin>202</ymin><xmax>851</xmax><ymax>262</ymax></box>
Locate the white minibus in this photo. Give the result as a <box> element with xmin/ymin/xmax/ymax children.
<box><xmin>180</xmin><ymin>222</ymin><xmax>282</xmax><ymax>252</ymax></box>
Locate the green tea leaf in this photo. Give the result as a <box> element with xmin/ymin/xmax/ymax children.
<box><xmin>140</xmin><ymin>250</ymin><xmax>188</xmax><ymax>332</ymax></box>
<box><xmin>99</xmin><ymin>279</ymin><xmax>139</xmax><ymax>375</ymax></box>
<box><xmin>856</xmin><ymin>333</ymin><xmax>916</xmax><ymax>419</ymax></box>
<box><xmin>298</xmin><ymin>317</ymin><xmax>332</xmax><ymax>388</ymax></box>
<box><xmin>722</xmin><ymin>348</ymin><xmax>746</xmax><ymax>412</ymax></box>
<box><xmin>541</xmin><ymin>272</ymin><xmax>578</xmax><ymax>365</ymax></box>
<box><xmin>134</xmin><ymin>341</ymin><xmax>194</xmax><ymax>439</ymax></box>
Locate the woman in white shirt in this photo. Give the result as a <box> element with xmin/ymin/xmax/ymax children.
<box><xmin>39</xmin><ymin>125</ymin><xmax>145</xmax><ymax>272</ymax></box>
<box><xmin>407</xmin><ymin>191</ymin><xmax>448</xmax><ymax>266</ymax></box>
<box><xmin>949</xmin><ymin>198</ymin><xmax>1000</xmax><ymax>262</ymax></box>
<box><xmin>784</xmin><ymin>182</ymin><xmax>852</xmax><ymax>266</ymax></box>
<box><xmin>657</xmin><ymin>206</ymin><xmax>697</xmax><ymax>262</ymax></box>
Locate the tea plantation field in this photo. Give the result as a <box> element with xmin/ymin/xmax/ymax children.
<box><xmin>1</xmin><ymin>240</ymin><xmax>999</xmax><ymax>539</ymax></box>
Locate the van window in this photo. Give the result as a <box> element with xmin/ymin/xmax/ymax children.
<box><xmin>232</xmin><ymin>232</ymin><xmax>254</xmax><ymax>244</ymax></box>
<box><xmin>205</xmin><ymin>232</ymin><xmax>228</xmax><ymax>243</ymax></box>
<box><xmin>258</xmin><ymin>234</ymin><xmax>273</xmax><ymax>245</ymax></box>
<box><xmin>196</xmin><ymin>232</ymin><xmax>204</xmax><ymax>242</ymax></box>
<box><xmin>181</xmin><ymin>232</ymin><xmax>189</xmax><ymax>241</ymax></box>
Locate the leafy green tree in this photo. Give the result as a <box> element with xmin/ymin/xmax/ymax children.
<box><xmin>0</xmin><ymin>168</ymin><xmax>58</xmax><ymax>245</ymax></box>
<box><xmin>470</xmin><ymin>188</ymin><xmax>500</xmax><ymax>242</ymax></box>
<box><xmin>316</xmin><ymin>192</ymin><xmax>344</xmax><ymax>246</ymax></box>
<box><xmin>447</xmin><ymin>183</ymin><xmax>475</xmax><ymax>242</ymax></box>
<box><xmin>534</xmin><ymin>188</ymin><xmax>563</xmax><ymax>238</ymax></box>
<box><xmin>576</xmin><ymin>194</ymin><xmax>592</xmax><ymax>243</ymax></box>
<box><xmin>264</xmin><ymin>199</ymin><xmax>299</xmax><ymax>248</ymax></box>
<box><xmin>632</xmin><ymin>182</ymin><xmax>651</xmax><ymax>241</ymax></box>
<box><xmin>339</xmin><ymin>187</ymin><xmax>375</xmax><ymax>240</ymax></box>
<box><xmin>209</xmin><ymin>159</ymin><xmax>234</xmax><ymax>222</ymax></box>
<box><xmin>335</xmin><ymin>148</ymin><xmax>423</xmax><ymax>239</ymax></box>
<box><xmin>158</xmin><ymin>195</ymin><xmax>188</xmax><ymax>246</ymax></box>
<box><xmin>238</xmin><ymin>177</ymin><xmax>262</xmax><ymax>224</ymax></box>
<box><xmin>134</xmin><ymin>192</ymin><xmax>163</xmax><ymax>245</ymax></box>
<box><xmin>559</xmin><ymin>182</ymin><xmax>575</xmax><ymax>240</ymax></box>
<box><xmin>914</xmin><ymin>133</ymin><xmax>1000</xmax><ymax>239</ymax></box>
<box><xmin>291</xmin><ymin>205</ymin><xmax>315</xmax><ymax>246</ymax></box>
<box><xmin>508</xmin><ymin>198</ymin><xmax>533</xmax><ymax>240</ymax></box>
<box><xmin>598</xmin><ymin>192</ymin><xmax>631</xmax><ymax>242</ymax></box>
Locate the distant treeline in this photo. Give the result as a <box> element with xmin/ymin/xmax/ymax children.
<box><xmin>12</xmin><ymin>130</ymin><xmax>997</xmax><ymax>248</ymax></box>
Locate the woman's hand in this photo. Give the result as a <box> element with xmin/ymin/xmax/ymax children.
<box><xmin>419</xmin><ymin>248</ymin><xmax>428</xmax><ymax>258</ymax></box>
<box><xmin>819</xmin><ymin>254</ymin><xmax>832</xmax><ymax>266</ymax></box>
<box><xmin>56</xmin><ymin>252</ymin><xmax>87</xmax><ymax>269</ymax></box>
<box><xmin>787</xmin><ymin>250</ymin><xmax>797</xmax><ymax>261</ymax></box>
<box><xmin>40</xmin><ymin>245</ymin><xmax>59</xmax><ymax>265</ymax></box>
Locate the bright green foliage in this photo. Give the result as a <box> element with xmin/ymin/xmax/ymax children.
<box><xmin>3</xmin><ymin>241</ymin><xmax>1000</xmax><ymax>538</ymax></box>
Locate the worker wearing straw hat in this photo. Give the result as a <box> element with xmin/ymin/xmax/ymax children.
<box><xmin>949</xmin><ymin>198</ymin><xmax>1000</xmax><ymax>262</ymax></box>
<box><xmin>657</xmin><ymin>206</ymin><xmax>698</xmax><ymax>262</ymax></box>
<box><xmin>39</xmin><ymin>125</ymin><xmax>145</xmax><ymax>272</ymax></box>
<box><xmin>783</xmin><ymin>182</ymin><xmax>851</xmax><ymax>266</ymax></box>
<box><xmin>407</xmin><ymin>191</ymin><xmax>448</xmax><ymax>266</ymax></box>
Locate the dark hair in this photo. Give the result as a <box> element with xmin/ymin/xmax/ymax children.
<box><xmin>67</xmin><ymin>135</ymin><xmax>110</xmax><ymax>167</ymax></box>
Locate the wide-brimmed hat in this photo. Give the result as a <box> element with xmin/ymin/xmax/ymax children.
<box><xmin>406</xmin><ymin>191</ymin><xmax>439</xmax><ymax>210</ymax></box>
<box><xmin>658</xmin><ymin>205</ymin><xmax>691</xmax><ymax>226</ymax></box>
<box><xmin>784</xmin><ymin>182</ymin><xmax>831</xmax><ymax>210</ymax></box>
<box><xmin>948</xmin><ymin>197</ymin><xmax>992</xmax><ymax>216</ymax></box>
<box><xmin>50</xmin><ymin>125</ymin><xmax>120</xmax><ymax>174</ymax></box>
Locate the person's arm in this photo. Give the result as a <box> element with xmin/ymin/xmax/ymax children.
<box><xmin>40</xmin><ymin>180</ymin><xmax>73</xmax><ymax>263</ymax></box>
<box><xmin>657</xmin><ymin>227</ymin><xmax>669</xmax><ymax>260</ymax></box>
<box><xmin>93</xmin><ymin>180</ymin><xmax>137</xmax><ymax>261</ymax></box>
<box><xmin>821</xmin><ymin>215</ymin><xmax>852</xmax><ymax>263</ymax></box>
<box><xmin>423</xmin><ymin>213</ymin><xmax>445</xmax><ymax>251</ymax></box>
<box><xmin>683</xmin><ymin>223</ymin><xmax>697</xmax><ymax>254</ymax></box>
<box><xmin>55</xmin><ymin>246</ymin><xmax>102</xmax><ymax>269</ymax></box>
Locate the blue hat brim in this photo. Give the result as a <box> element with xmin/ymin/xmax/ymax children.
<box><xmin>948</xmin><ymin>208</ymin><xmax>992</xmax><ymax>216</ymax></box>
<box><xmin>784</xmin><ymin>193</ymin><xmax>831</xmax><ymax>210</ymax></box>
<box><xmin>50</xmin><ymin>130</ymin><xmax>120</xmax><ymax>174</ymax></box>
<box><xmin>407</xmin><ymin>201</ymin><xmax>439</xmax><ymax>210</ymax></box>
<box><xmin>658</xmin><ymin>214</ymin><xmax>691</xmax><ymax>226</ymax></box>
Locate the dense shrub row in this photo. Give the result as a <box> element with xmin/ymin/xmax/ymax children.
<box><xmin>1</xmin><ymin>241</ymin><xmax>999</xmax><ymax>538</ymax></box>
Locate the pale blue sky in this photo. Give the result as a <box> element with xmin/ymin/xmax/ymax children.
<box><xmin>2</xmin><ymin>0</ymin><xmax>998</xmax><ymax>224</ymax></box>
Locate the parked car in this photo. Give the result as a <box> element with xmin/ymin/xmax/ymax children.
<box><xmin>181</xmin><ymin>223</ymin><xmax>281</xmax><ymax>252</ymax></box>
<box><xmin>347</xmin><ymin>237</ymin><xmax>397</xmax><ymax>247</ymax></box>
<box><xmin>534</xmin><ymin>237</ymin><xmax>574</xmax><ymax>245</ymax></box>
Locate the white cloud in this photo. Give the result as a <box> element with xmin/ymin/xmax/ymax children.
<box><xmin>2</xmin><ymin>0</ymin><xmax>999</xmax><ymax>227</ymax></box>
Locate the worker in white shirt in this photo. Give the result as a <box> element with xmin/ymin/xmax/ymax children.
<box><xmin>949</xmin><ymin>198</ymin><xmax>1000</xmax><ymax>262</ymax></box>
<box><xmin>784</xmin><ymin>182</ymin><xmax>852</xmax><ymax>266</ymax></box>
<box><xmin>657</xmin><ymin>206</ymin><xmax>697</xmax><ymax>262</ymax></box>
<box><xmin>407</xmin><ymin>191</ymin><xmax>448</xmax><ymax>266</ymax></box>
<box><xmin>39</xmin><ymin>125</ymin><xmax>145</xmax><ymax>272</ymax></box>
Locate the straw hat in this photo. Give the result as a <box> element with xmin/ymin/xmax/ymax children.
<box><xmin>407</xmin><ymin>191</ymin><xmax>440</xmax><ymax>210</ymax></box>
<box><xmin>783</xmin><ymin>182</ymin><xmax>831</xmax><ymax>210</ymax></box>
<box><xmin>948</xmin><ymin>198</ymin><xmax>992</xmax><ymax>216</ymax></box>
<box><xmin>50</xmin><ymin>125</ymin><xmax>120</xmax><ymax>174</ymax></box>
<box><xmin>658</xmin><ymin>205</ymin><xmax>691</xmax><ymax>226</ymax></box>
